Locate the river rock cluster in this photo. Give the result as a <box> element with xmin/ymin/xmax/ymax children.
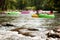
<box><xmin>0</xmin><ymin>23</ymin><xmax>60</xmax><ymax>40</ymax></box>
<box><xmin>0</xmin><ymin>17</ymin><xmax>59</xmax><ymax>40</ymax></box>
<box><xmin>46</xmin><ymin>26</ymin><xmax>60</xmax><ymax>40</ymax></box>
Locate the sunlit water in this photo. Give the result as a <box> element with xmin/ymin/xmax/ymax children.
<box><xmin>0</xmin><ymin>13</ymin><xmax>59</xmax><ymax>30</ymax></box>
<box><xmin>0</xmin><ymin>13</ymin><xmax>60</xmax><ymax>40</ymax></box>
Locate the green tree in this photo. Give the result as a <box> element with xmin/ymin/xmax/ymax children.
<box><xmin>54</xmin><ymin>0</ymin><xmax>60</xmax><ymax>12</ymax></box>
<box><xmin>17</xmin><ymin>0</ymin><xmax>27</xmax><ymax>10</ymax></box>
<box><xmin>33</xmin><ymin>0</ymin><xmax>45</xmax><ymax>14</ymax></box>
<box><xmin>0</xmin><ymin>0</ymin><xmax>5</xmax><ymax>10</ymax></box>
<box><xmin>0</xmin><ymin>0</ymin><xmax>17</xmax><ymax>11</ymax></box>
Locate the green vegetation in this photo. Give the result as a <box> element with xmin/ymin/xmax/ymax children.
<box><xmin>0</xmin><ymin>0</ymin><xmax>60</xmax><ymax>12</ymax></box>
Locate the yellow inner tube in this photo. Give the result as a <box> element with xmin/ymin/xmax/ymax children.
<box><xmin>32</xmin><ymin>14</ymin><xmax>39</xmax><ymax>18</ymax></box>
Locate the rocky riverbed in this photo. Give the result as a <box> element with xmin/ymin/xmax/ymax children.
<box><xmin>0</xmin><ymin>24</ymin><xmax>60</xmax><ymax>40</ymax></box>
<box><xmin>0</xmin><ymin>16</ymin><xmax>60</xmax><ymax>40</ymax></box>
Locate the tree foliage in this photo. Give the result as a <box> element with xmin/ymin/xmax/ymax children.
<box><xmin>0</xmin><ymin>0</ymin><xmax>60</xmax><ymax>11</ymax></box>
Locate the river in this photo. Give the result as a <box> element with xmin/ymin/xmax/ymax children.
<box><xmin>0</xmin><ymin>13</ymin><xmax>60</xmax><ymax>40</ymax></box>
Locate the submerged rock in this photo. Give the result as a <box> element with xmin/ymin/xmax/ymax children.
<box><xmin>10</xmin><ymin>27</ymin><xmax>26</xmax><ymax>34</ymax></box>
<box><xmin>11</xmin><ymin>27</ymin><xmax>39</xmax><ymax>34</ymax></box>
<box><xmin>10</xmin><ymin>27</ymin><xmax>41</xmax><ymax>37</ymax></box>
<box><xmin>2</xmin><ymin>24</ymin><xmax>15</xmax><ymax>26</ymax></box>
<box><xmin>27</xmin><ymin>28</ymin><xmax>39</xmax><ymax>31</ymax></box>
<box><xmin>53</xmin><ymin>27</ymin><xmax>60</xmax><ymax>33</ymax></box>
<box><xmin>46</xmin><ymin>29</ymin><xmax>60</xmax><ymax>38</ymax></box>
<box><xmin>22</xmin><ymin>32</ymin><xmax>35</xmax><ymax>37</ymax></box>
<box><xmin>47</xmin><ymin>33</ymin><xmax>60</xmax><ymax>38</ymax></box>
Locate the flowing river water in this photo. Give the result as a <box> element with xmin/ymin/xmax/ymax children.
<box><xmin>0</xmin><ymin>13</ymin><xmax>60</xmax><ymax>40</ymax></box>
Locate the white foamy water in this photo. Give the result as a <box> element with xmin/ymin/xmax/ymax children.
<box><xmin>0</xmin><ymin>14</ymin><xmax>56</xmax><ymax>40</ymax></box>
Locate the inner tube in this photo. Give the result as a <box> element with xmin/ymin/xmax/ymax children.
<box><xmin>38</xmin><ymin>14</ymin><xmax>55</xmax><ymax>18</ymax></box>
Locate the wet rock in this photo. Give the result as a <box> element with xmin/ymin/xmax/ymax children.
<box><xmin>46</xmin><ymin>38</ymin><xmax>58</xmax><ymax>40</ymax></box>
<box><xmin>10</xmin><ymin>27</ymin><xmax>26</xmax><ymax>34</ymax></box>
<box><xmin>11</xmin><ymin>27</ymin><xmax>26</xmax><ymax>31</ymax></box>
<box><xmin>27</xmin><ymin>28</ymin><xmax>39</xmax><ymax>31</ymax></box>
<box><xmin>11</xmin><ymin>27</ymin><xmax>39</xmax><ymax>34</ymax></box>
<box><xmin>47</xmin><ymin>33</ymin><xmax>60</xmax><ymax>38</ymax></box>
<box><xmin>46</xmin><ymin>30</ymin><xmax>60</xmax><ymax>38</ymax></box>
<box><xmin>2</xmin><ymin>24</ymin><xmax>15</xmax><ymax>26</ymax></box>
<box><xmin>22</xmin><ymin>32</ymin><xmax>35</xmax><ymax>37</ymax></box>
<box><xmin>53</xmin><ymin>27</ymin><xmax>60</xmax><ymax>33</ymax></box>
<box><xmin>11</xmin><ymin>27</ymin><xmax>37</xmax><ymax>37</ymax></box>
